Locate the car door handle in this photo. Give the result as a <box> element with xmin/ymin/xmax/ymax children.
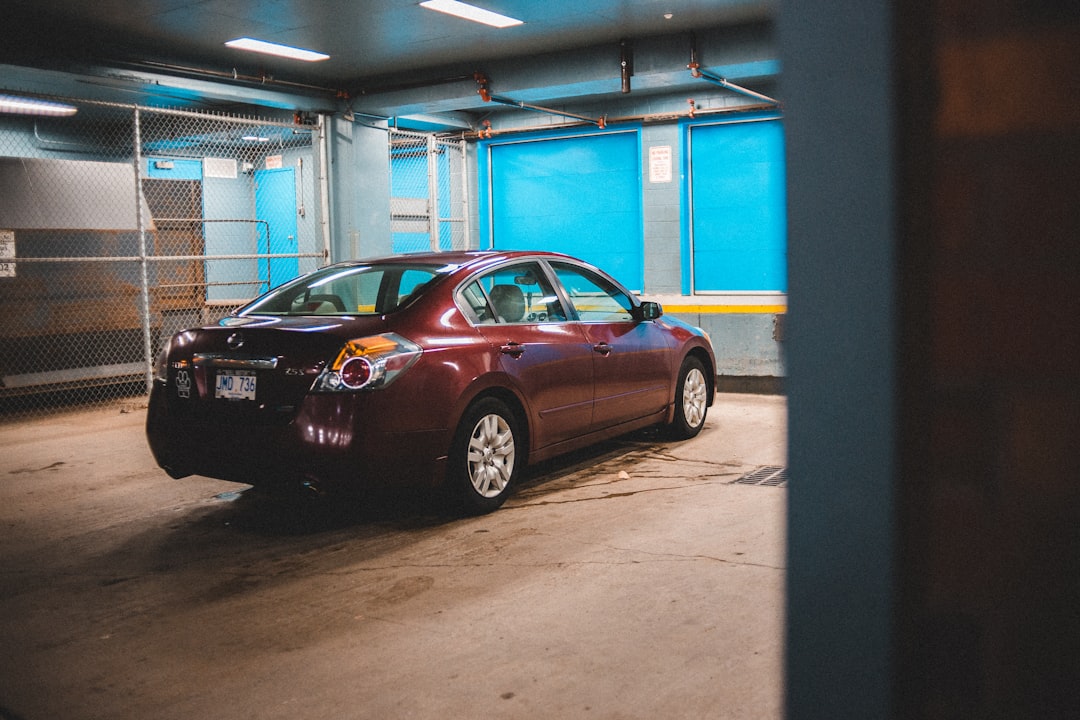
<box><xmin>593</xmin><ymin>342</ymin><xmax>613</xmax><ymax>356</ymax></box>
<box><xmin>500</xmin><ymin>342</ymin><xmax>526</xmax><ymax>358</ymax></box>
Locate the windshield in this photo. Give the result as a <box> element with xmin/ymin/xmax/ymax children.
<box><xmin>238</xmin><ymin>263</ymin><xmax>445</xmax><ymax>316</ymax></box>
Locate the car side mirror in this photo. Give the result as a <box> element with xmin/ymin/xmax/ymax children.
<box><xmin>637</xmin><ymin>301</ymin><xmax>663</xmax><ymax>321</ymax></box>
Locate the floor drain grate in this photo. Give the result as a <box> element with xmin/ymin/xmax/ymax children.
<box><xmin>734</xmin><ymin>465</ymin><xmax>788</xmax><ymax>487</ymax></box>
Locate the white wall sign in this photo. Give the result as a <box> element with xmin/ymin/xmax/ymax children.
<box><xmin>265</xmin><ymin>155</ymin><xmax>283</xmax><ymax>170</ymax></box>
<box><xmin>649</xmin><ymin>145</ymin><xmax>673</xmax><ymax>183</ymax></box>
<box><xmin>203</xmin><ymin>157</ymin><xmax>237</xmax><ymax>179</ymax></box>
<box><xmin>0</xmin><ymin>230</ymin><xmax>15</xmax><ymax>277</ymax></box>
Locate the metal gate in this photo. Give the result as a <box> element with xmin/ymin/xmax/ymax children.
<box><xmin>0</xmin><ymin>95</ymin><xmax>326</xmax><ymax>414</ymax></box>
<box><xmin>388</xmin><ymin>129</ymin><xmax>469</xmax><ymax>253</ymax></box>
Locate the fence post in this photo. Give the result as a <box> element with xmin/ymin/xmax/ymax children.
<box><xmin>317</xmin><ymin>115</ymin><xmax>333</xmax><ymax>264</ymax></box>
<box><xmin>427</xmin><ymin>134</ymin><xmax>439</xmax><ymax>251</ymax></box>
<box><xmin>459</xmin><ymin>137</ymin><xmax>472</xmax><ymax>249</ymax></box>
<box><xmin>132</xmin><ymin>106</ymin><xmax>155</xmax><ymax>394</ymax></box>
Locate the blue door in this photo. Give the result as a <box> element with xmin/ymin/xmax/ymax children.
<box><xmin>254</xmin><ymin>167</ymin><xmax>299</xmax><ymax>291</ymax></box>
<box><xmin>482</xmin><ymin>130</ymin><xmax>643</xmax><ymax>291</ymax></box>
<box><xmin>688</xmin><ymin>118</ymin><xmax>787</xmax><ymax>292</ymax></box>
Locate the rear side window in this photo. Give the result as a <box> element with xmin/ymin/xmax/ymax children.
<box><xmin>396</xmin><ymin>269</ymin><xmax>437</xmax><ymax>308</ymax></box>
<box><xmin>459</xmin><ymin>281</ymin><xmax>494</xmax><ymax>324</ymax></box>
<box><xmin>240</xmin><ymin>264</ymin><xmax>441</xmax><ymax>316</ymax></box>
<box><xmin>457</xmin><ymin>261</ymin><xmax>567</xmax><ymax>325</ymax></box>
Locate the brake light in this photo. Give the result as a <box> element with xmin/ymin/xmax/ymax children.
<box><xmin>153</xmin><ymin>337</ymin><xmax>172</xmax><ymax>382</ymax></box>
<box><xmin>312</xmin><ymin>333</ymin><xmax>422</xmax><ymax>392</ymax></box>
<box><xmin>339</xmin><ymin>356</ymin><xmax>373</xmax><ymax>388</ymax></box>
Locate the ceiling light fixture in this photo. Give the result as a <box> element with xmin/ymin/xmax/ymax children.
<box><xmin>420</xmin><ymin>0</ymin><xmax>523</xmax><ymax>28</ymax></box>
<box><xmin>225</xmin><ymin>37</ymin><xmax>330</xmax><ymax>62</ymax></box>
<box><xmin>0</xmin><ymin>94</ymin><xmax>78</xmax><ymax>117</ymax></box>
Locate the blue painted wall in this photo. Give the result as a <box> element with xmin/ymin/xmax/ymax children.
<box><xmin>480</xmin><ymin>128</ymin><xmax>644</xmax><ymax>290</ymax></box>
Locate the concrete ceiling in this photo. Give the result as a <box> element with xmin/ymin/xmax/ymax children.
<box><xmin>1</xmin><ymin>0</ymin><xmax>776</xmax><ymax>123</ymax></box>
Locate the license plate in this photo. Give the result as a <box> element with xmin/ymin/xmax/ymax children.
<box><xmin>214</xmin><ymin>370</ymin><xmax>257</xmax><ymax>400</ymax></box>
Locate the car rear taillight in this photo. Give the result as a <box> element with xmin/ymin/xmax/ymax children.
<box><xmin>153</xmin><ymin>337</ymin><xmax>172</xmax><ymax>382</ymax></box>
<box><xmin>312</xmin><ymin>333</ymin><xmax>422</xmax><ymax>392</ymax></box>
<box><xmin>339</xmin><ymin>356</ymin><xmax>373</xmax><ymax>388</ymax></box>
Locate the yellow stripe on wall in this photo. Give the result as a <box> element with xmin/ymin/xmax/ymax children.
<box><xmin>664</xmin><ymin>305</ymin><xmax>787</xmax><ymax>314</ymax></box>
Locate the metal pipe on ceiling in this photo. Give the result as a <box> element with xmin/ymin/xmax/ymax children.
<box><xmin>687</xmin><ymin>34</ymin><xmax>779</xmax><ymax>107</ymax></box>
<box><xmin>135</xmin><ymin>60</ymin><xmax>344</xmax><ymax>98</ymax></box>
<box><xmin>690</xmin><ymin>68</ymin><xmax>780</xmax><ymax>106</ymax></box>
<box><xmin>464</xmin><ymin>102</ymin><xmax>777</xmax><ymax>140</ymax></box>
<box><xmin>620</xmin><ymin>40</ymin><xmax>632</xmax><ymax>94</ymax></box>
<box><xmin>474</xmin><ymin>72</ymin><xmax>607</xmax><ymax>129</ymax></box>
<box><xmin>488</xmin><ymin>95</ymin><xmax>607</xmax><ymax>128</ymax></box>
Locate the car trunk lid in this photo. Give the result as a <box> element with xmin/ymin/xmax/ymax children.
<box><xmin>164</xmin><ymin>316</ymin><xmax>386</xmax><ymax>423</ymax></box>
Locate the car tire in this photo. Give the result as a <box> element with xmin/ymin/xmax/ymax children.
<box><xmin>667</xmin><ymin>355</ymin><xmax>709</xmax><ymax>440</ymax></box>
<box><xmin>449</xmin><ymin>397</ymin><xmax>522</xmax><ymax>514</ymax></box>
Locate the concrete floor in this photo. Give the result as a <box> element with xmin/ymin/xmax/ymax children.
<box><xmin>0</xmin><ymin>393</ymin><xmax>786</xmax><ymax>720</ymax></box>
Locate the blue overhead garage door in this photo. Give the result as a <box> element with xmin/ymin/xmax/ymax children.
<box><xmin>480</xmin><ymin>130</ymin><xmax>643</xmax><ymax>291</ymax></box>
<box><xmin>687</xmin><ymin>117</ymin><xmax>786</xmax><ymax>293</ymax></box>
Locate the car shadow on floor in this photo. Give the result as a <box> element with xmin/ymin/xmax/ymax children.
<box><xmin>54</xmin><ymin>428</ymin><xmax>679</xmax><ymax>616</ymax></box>
<box><xmin>516</xmin><ymin>426</ymin><xmax>666</xmax><ymax>490</ymax></box>
<box><xmin>190</xmin><ymin>425</ymin><xmax>668</xmax><ymax>537</ymax></box>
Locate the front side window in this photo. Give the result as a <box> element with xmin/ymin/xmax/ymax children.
<box><xmin>549</xmin><ymin>262</ymin><xmax>634</xmax><ymax>322</ymax></box>
<box><xmin>457</xmin><ymin>262</ymin><xmax>567</xmax><ymax>325</ymax></box>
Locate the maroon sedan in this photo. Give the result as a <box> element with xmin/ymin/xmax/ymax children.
<box><xmin>146</xmin><ymin>251</ymin><xmax>715</xmax><ymax>513</ymax></box>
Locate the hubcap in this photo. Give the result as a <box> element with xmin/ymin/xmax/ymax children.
<box><xmin>683</xmin><ymin>368</ymin><xmax>707</xmax><ymax>428</ymax></box>
<box><xmin>466</xmin><ymin>413</ymin><xmax>515</xmax><ymax>498</ymax></box>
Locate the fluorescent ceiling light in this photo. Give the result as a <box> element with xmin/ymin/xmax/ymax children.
<box><xmin>225</xmin><ymin>37</ymin><xmax>330</xmax><ymax>62</ymax></box>
<box><xmin>420</xmin><ymin>0</ymin><xmax>523</xmax><ymax>28</ymax></box>
<box><xmin>0</xmin><ymin>94</ymin><xmax>78</xmax><ymax>117</ymax></box>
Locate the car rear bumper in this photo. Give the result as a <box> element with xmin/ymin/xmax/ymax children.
<box><xmin>145</xmin><ymin>385</ymin><xmax>449</xmax><ymax>494</ymax></box>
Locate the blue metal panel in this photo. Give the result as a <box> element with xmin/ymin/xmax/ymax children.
<box><xmin>688</xmin><ymin>118</ymin><xmax>787</xmax><ymax>292</ymax></box>
<box><xmin>481</xmin><ymin>130</ymin><xmax>643</xmax><ymax>291</ymax></box>
<box><xmin>254</xmin><ymin>168</ymin><xmax>299</xmax><ymax>291</ymax></box>
<box><xmin>145</xmin><ymin>158</ymin><xmax>202</xmax><ymax>180</ymax></box>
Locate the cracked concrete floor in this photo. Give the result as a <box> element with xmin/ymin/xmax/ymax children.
<box><xmin>0</xmin><ymin>393</ymin><xmax>786</xmax><ymax>720</ymax></box>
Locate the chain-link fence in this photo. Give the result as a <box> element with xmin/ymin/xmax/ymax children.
<box><xmin>389</xmin><ymin>129</ymin><xmax>469</xmax><ymax>253</ymax></box>
<box><xmin>0</xmin><ymin>95</ymin><xmax>325</xmax><ymax>415</ymax></box>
